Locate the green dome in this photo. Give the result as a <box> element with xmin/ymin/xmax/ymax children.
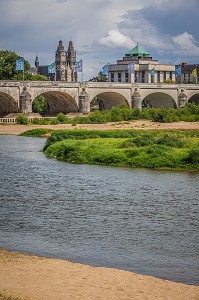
<box><xmin>126</xmin><ymin>43</ymin><xmax>150</xmax><ymax>57</ymax></box>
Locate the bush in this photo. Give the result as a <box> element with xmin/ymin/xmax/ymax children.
<box><xmin>132</xmin><ymin>135</ymin><xmax>155</xmax><ymax>147</ymax></box>
<box><xmin>20</xmin><ymin>128</ymin><xmax>52</xmax><ymax>137</ymax></box>
<box><xmin>16</xmin><ymin>114</ymin><xmax>28</xmax><ymax>125</ymax></box>
<box><xmin>185</xmin><ymin>148</ymin><xmax>199</xmax><ymax>164</ymax></box>
<box><xmin>56</xmin><ymin>112</ymin><xmax>69</xmax><ymax>123</ymax></box>
<box><xmin>157</xmin><ymin>135</ymin><xmax>185</xmax><ymax>148</ymax></box>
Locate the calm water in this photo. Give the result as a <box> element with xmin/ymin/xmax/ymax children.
<box><xmin>0</xmin><ymin>135</ymin><xmax>198</xmax><ymax>285</ymax></box>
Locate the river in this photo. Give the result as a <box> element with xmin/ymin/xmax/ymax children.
<box><xmin>0</xmin><ymin>135</ymin><xmax>198</xmax><ymax>285</ymax></box>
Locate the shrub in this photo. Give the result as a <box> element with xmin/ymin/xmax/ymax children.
<box><xmin>132</xmin><ymin>135</ymin><xmax>155</xmax><ymax>147</ymax></box>
<box><xmin>16</xmin><ymin>114</ymin><xmax>28</xmax><ymax>125</ymax></box>
<box><xmin>185</xmin><ymin>148</ymin><xmax>199</xmax><ymax>164</ymax></box>
<box><xmin>56</xmin><ymin>112</ymin><xmax>69</xmax><ymax>123</ymax></box>
<box><xmin>157</xmin><ymin>135</ymin><xmax>185</xmax><ymax>148</ymax></box>
<box><xmin>20</xmin><ymin>128</ymin><xmax>52</xmax><ymax>137</ymax></box>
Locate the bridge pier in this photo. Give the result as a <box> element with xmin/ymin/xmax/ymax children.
<box><xmin>132</xmin><ymin>88</ymin><xmax>142</xmax><ymax>109</ymax></box>
<box><xmin>79</xmin><ymin>88</ymin><xmax>90</xmax><ymax>113</ymax></box>
<box><xmin>20</xmin><ymin>86</ymin><xmax>32</xmax><ymax>114</ymax></box>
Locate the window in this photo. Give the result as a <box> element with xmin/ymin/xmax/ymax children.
<box><xmin>125</xmin><ymin>72</ymin><xmax>129</xmax><ymax>82</ymax></box>
<box><xmin>169</xmin><ymin>71</ymin><xmax>172</xmax><ymax>80</ymax></box>
<box><xmin>157</xmin><ymin>71</ymin><xmax>160</xmax><ymax>82</ymax></box>
<box><xmin>111</xmin><ymin>72</ymin><xmax>114</xmax><ymax>82</ymax></box>
<box><xmin>142</xmin><ymin>71</ymin><xmax>145</xmax><ymax>83</ymax></box>
<box><xmin>118</xmin><ymin>72</ymin><xmax>122</xmax><ymax>82</ymax></box>
<box><xmin>135</xmin><ymin>71</ymin><xmax>138</xmax><ymax>83</ymax></box>
<box><xmin>163</xmin><ymin>71</ymin><xmax>166</xmax><ymax>81</ymax></box>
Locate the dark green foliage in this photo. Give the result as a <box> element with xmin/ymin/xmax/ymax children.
<box><xmin>185</xmin><ymin>148</ymin><xmax>199</xmax><ymax>163</ymax></box>
<box><xmin>0</xmin><ymin>49</ymin><xmax>48</xmax><ymax>81</ymax></box>
<box><xmin>56</xmin><ymin>112</ymin><xmax>70</xmax><ymax>123</ymax></box>
<box><xmin>32</xmin><ymin>95</ymin><xmax>47</xmax><ymax>113</ymax></box>
<box><xmin>15</xmin><ymin>114</ymin><xmax>28</xmax><ymax>125</ymax></box>
<box><xmin>20</xmin><ymin>128</ymin><xmax>52</xmax><ymax>137</ymax></box>
<box><xmin>0</xmin><ymin>50</ymin><xmax>30</xmax><ymax>80</ymax></box>
<box><xmin>156</xmin><ymin>135</ymin><xmax>185</xmax><ymax>148</ymax></box>
<box><xmin>132</xmin><ymin>135</ymin><xmax>155</xmax><ymax>147</ymax></box>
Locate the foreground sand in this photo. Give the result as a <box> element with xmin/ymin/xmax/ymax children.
<box><xmin>0</xmin><ymin>120</ymin><xmax>199</xmax><ymax>135</ymax></box>
<box><xmin>0</xmin><ymin>249</ymin><xmax>199</xmax><ymax>300</ymax></box>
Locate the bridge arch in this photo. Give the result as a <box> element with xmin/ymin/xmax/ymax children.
<box><xmin>142</xmin><ymin>92</ymin><xmax>177</xmax><ymax>108</ymax></box>
<box><xmin>188</xmin><ymin>92</ymin><xmax>199</xmax><ymax>105</ymax></box>
<box><xmin>0</xmin><ymin>92</ymin><xmax>18</xmax><ymax>117</ymax></box>
<box><xmin>32</xmin><ymin>91</ymin><xmax>78</xmax><ymax>115</ymax></box>
<box><xmin>90</xmin><ymin>92</ymin><xmax>130</xmax><ymax>111</ymax></box>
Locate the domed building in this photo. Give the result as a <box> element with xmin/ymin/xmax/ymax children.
<box><xmin>108</xmin><ymin>43</ymin><xmax>176</xmax><ymax>84</ymax></box>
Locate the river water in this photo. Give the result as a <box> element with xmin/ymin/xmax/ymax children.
<box><xmin>0</xmin><ymin>135</ymin><xmax>198</xmax><ymax>285</ymax></box>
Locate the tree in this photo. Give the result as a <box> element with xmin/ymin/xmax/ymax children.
<box><xmin>89</xmin><ymin>71</ymin><xmax>108</xmax><ymax>82</ymax></box>
<box><xmin>0</xmin><ymin>50</ymin><xmax>49</xmax><ymax>81</ymax></box>
<box><xmin>32</xmin><ymin>95</ymin><xmax>47</xmax><ymax>113</ymax></box>
<box><xmin>0</xmin><ymin>50</ymin><xmax>30</xmax><ymax>80</ymax></box>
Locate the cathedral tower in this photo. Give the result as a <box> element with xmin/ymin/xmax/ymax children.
<box><xmin>55</xmin><ymin>40</ymin><xmax>67</xmax><ymax>81</ymax></box>
<box><xmin>66</xmin><ymin>40</ymin><xmax>77</xmax><ymax>82</ymax></box>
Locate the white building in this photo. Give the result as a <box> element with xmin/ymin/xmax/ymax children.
<box><xmin>108</xmin><ymin>44</ymin><xmax>176</xmax><ymax>84</ymax></box>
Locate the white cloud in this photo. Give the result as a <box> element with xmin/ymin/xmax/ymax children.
<box><xmin>172</xmin><ymin>32</ymin><xmax>199</xmax><ymax>55</ymax></box>
<box><xmin>98</xmin><ymin>29</ymin><xmax>134</xmax><ymax>48</ymax></box>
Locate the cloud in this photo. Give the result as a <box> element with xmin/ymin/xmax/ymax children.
<box><xmin>172</xmin><ymin>32</ymin><xmax>199</xmax><ymax>56</ymax></box>
<box><xmin>98</xmin><ymin>29</ymin><xmax>134</xmax><ymax>49</ymax></box>
<box><xmin>0</xmin><ymin>0</ymin><xmax>199</xmax><ymax>79</ymax></box>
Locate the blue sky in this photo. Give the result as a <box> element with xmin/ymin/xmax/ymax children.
<box><xmin>0</xmin><ymin>0</ymin><xmax>199</xmax><ymax>80</ymax></box>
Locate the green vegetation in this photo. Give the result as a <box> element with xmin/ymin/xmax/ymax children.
<box><xmin>43</xmin><ymin>129</ymin><xmax>199</xmax><ymax>171</ymax></box>
<box><xmin>20</xmin><ymin>128</ymin><xmax>52</xmax><ymax>137</ymax></box>
<box><xmin>16</xmin><ymin>114</ymin><xmax>28</xmax><ymax>125</ymax></box>
<box><xmin>32</xmin><ymin>95</ymin><xmax>47</xmax><ymax>113</ymax></box>
<box><xmin>0</xmin><ymin>50</ymin><xmax>48</xmax><ymax>81</ymax></box>
<box><xmin>16</xmin><ymin>103</ymin><xmax>197</xmax><ymax>125</ymax></box>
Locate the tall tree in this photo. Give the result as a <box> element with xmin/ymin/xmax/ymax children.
<box><xmin>0</xmin><ymin>50</ymin><xmax>49</xmax><ymax>81</ymax></box>
<box><xmin>0</xmin><ymin>50</ymin><xmax>30</xmax><ymax>80</ymax></box>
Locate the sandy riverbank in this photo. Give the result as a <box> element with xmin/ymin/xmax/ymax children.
<box><xmin>0</xmin><ymin>249</ymin><xmax>199</xmax><ymax>300</ymax></box>
<box><xmin>0</xmin><ymin>120</ymin><xmax>199</xmax><ymax>135</ymax></box>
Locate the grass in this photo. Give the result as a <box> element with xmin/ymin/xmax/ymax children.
<box><xmin>43</xmin><ymin>129</ymin><xmax>199</xmax><ymax>171</ymax></box>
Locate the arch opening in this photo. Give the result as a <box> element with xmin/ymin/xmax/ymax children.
<box><xmin>0</xmin><ymin>92</ymin><xmax>18</xmax><ymax>117</ymax></box>
<box><xmin>32</xmin><ymin>91</ymin><xmax>78</xmax><ymax>116</ymax></box>
<box><xmin>91</xmin><ymin>92</ymin><xmax>129</xmax><ymax>111</ymax></box>
<box><xmin>188</xmin><ymin>93</ymin><xmax>199</xmax><ymax>105</ymax></box>
<box><xmin>142</xmin><ymin>92</ymin><xmax>176</xmax><ymax>108</ymax></box>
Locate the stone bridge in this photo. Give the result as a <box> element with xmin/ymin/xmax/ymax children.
<box><xmin>0</xmin><ymin>80</ymin><xmax>199</xmax><ymax>116</ymax></box>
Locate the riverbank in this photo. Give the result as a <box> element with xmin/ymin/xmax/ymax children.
<box><xmin>0</xmin><ymin>249</ymin><xmax>199</xmax><ymax>300</ymax></box>
<box><xmin>0</xmin><ymin>120</ymin><xmax>199</xmax><ymax>135</ymax></box>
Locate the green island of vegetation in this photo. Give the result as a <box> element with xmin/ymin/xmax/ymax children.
<box><xmin>21</xmin><ymin>128</ymin><xmax>199</xmax><ymax>172</ymax></box>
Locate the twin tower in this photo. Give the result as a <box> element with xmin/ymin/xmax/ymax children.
<box><xmin>55</xmin><ymin>40</ymin><xmax>77</xmax><ymax>82</ymax></box>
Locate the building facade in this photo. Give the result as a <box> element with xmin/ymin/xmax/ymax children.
<box><xmin>181</xmin><ymin>63</ymin><xmax>199</xmax><ymax>84</ymax></box>
<box><xmin>108</xmin><ymin>44</ymin><xmax>176</xmax><ymax>84</ymax></box>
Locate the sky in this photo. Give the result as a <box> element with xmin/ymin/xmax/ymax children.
<box><xmin>0</xmin><ymin>0</ymin><xmax>199</xmax><ymax>80</ymax></box>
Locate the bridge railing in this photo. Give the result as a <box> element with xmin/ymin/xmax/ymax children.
<box><xmin>0</xmin><ymin>117</ymin><xmax>56</xmax><ymax>123</ymax></box>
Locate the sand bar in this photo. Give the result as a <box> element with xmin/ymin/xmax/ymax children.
<box><xmin>0</xmin><ymin>121</ymin><xmax>199</xmax><ymax>136</ymax></box>
<box><xmin>0</xmin><ymin>249</ymin><xmax>199</xmax><ymax>300</ymax></box>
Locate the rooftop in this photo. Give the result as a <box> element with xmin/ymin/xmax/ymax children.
<box><xmin>126</xmin><ymin>43</ymin><xmax>151</xmax><ymax>57</ymax></box>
